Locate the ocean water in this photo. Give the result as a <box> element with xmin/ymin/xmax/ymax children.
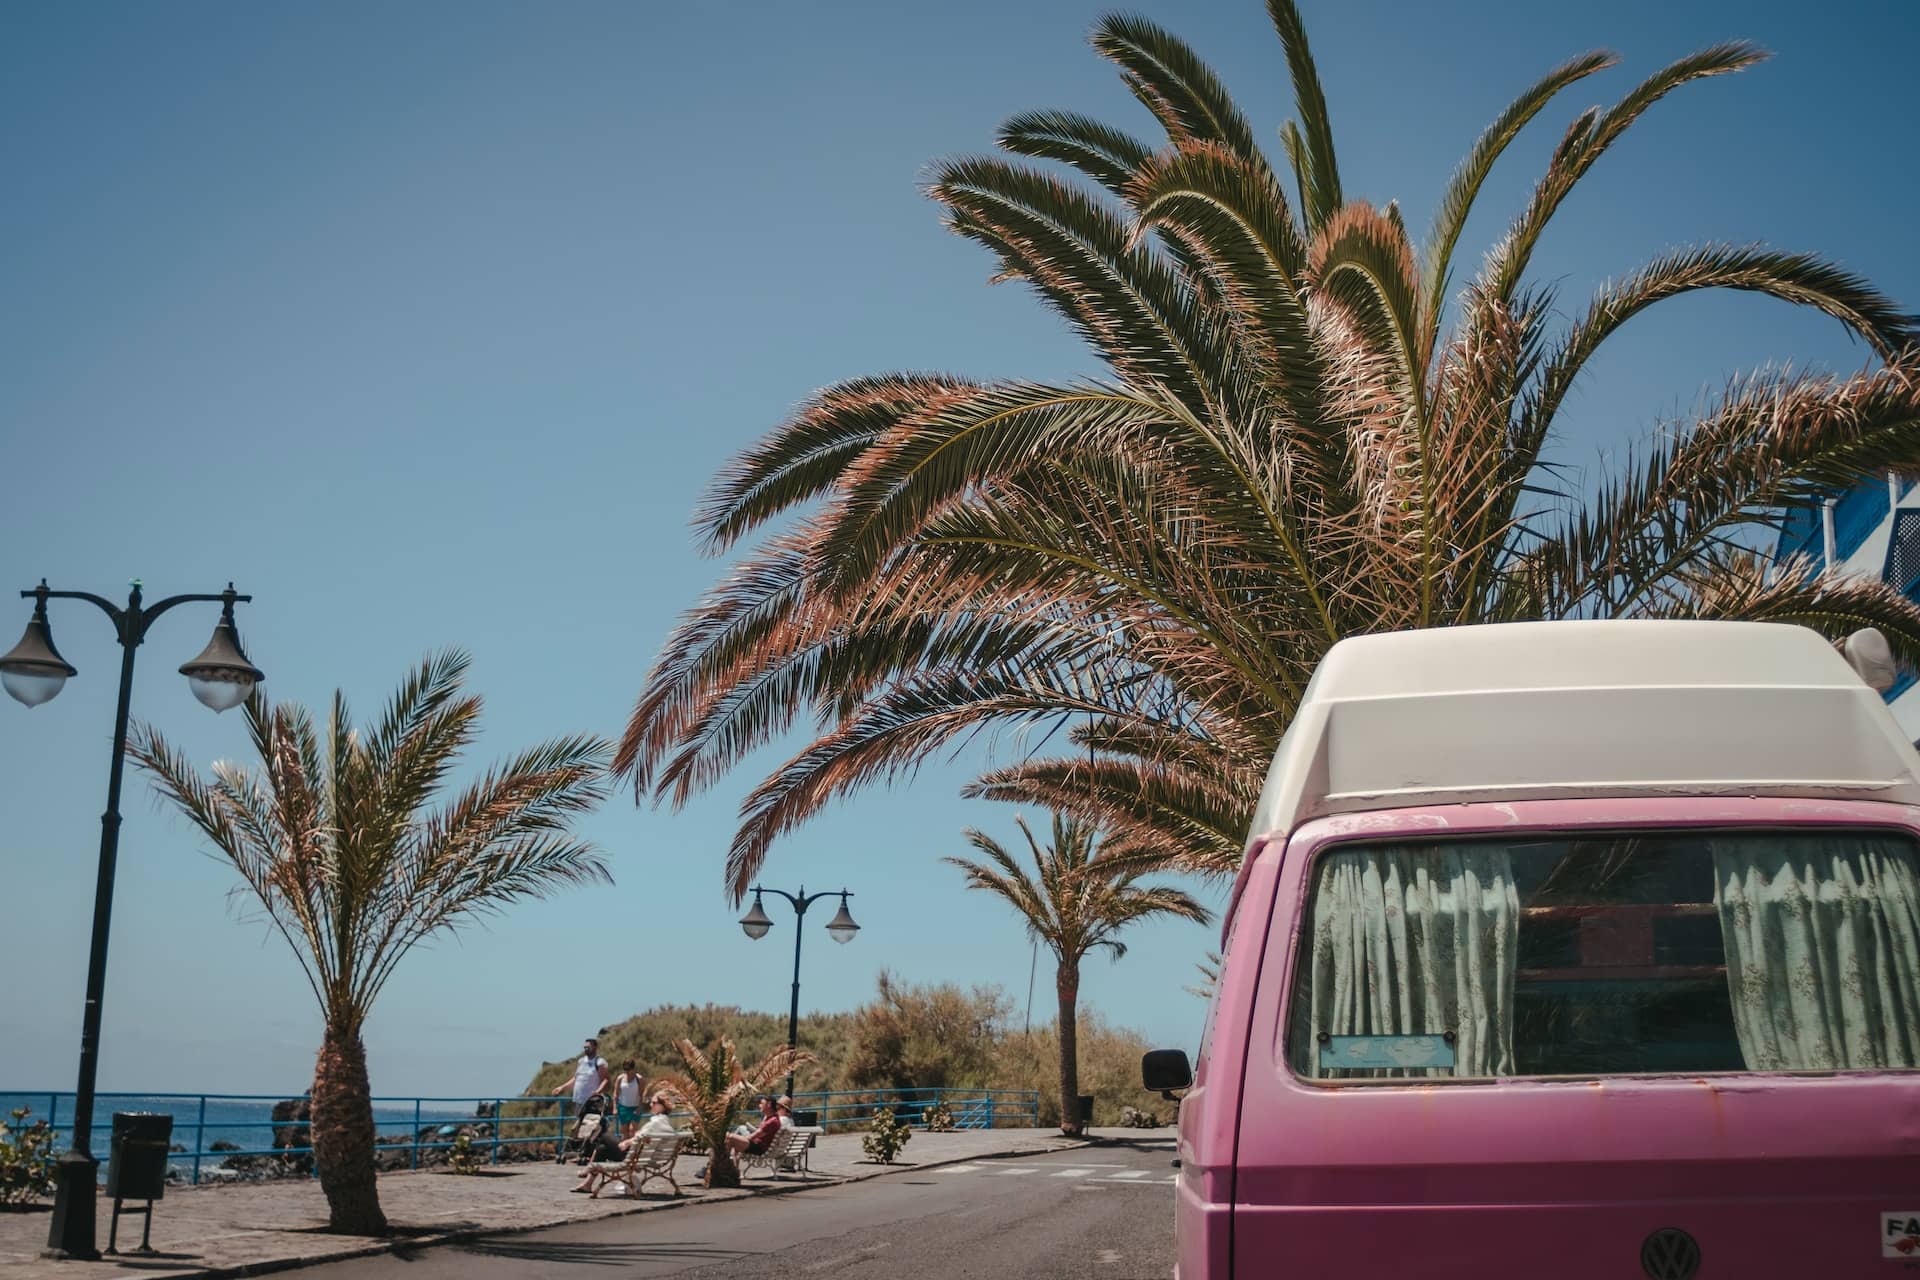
<box><xmin>0</xmin><ymin>1093</ymin><xmax>508</xmax><ymax>1174</ymax></box>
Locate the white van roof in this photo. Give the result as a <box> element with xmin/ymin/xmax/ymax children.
<box><xmin>1249</xmin><ymin>620</ymin><xmax>1920</xmax><ymax>838</ymax></box>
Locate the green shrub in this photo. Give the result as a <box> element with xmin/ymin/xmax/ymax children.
<box><xmin>447</xmin><ymin>1132</ymin><xmax>481</xmax><ymax>1175</ymax></box>
<box><xmin>0</xmin><ymin>1108</ymin><xmax>56</xmax><ymax>1206</ymax></box>
<box><xmin>861</xmin><ymin>1108</ymin><xmax>912</xmax><ymax>1164</ymax></box>
<box><xmin>921</xmin><ymin>1100</ymin><xmax>955</xmax><ymax>1132</ymax></box>
<box><xmin>845</xmin><ymin>972</ymin><xmax>1006</xmax><ymax>1090</ymax></box>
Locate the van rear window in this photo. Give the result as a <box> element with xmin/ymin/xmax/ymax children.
<box><xmin>1284</xmin><ymin>829</ymin><xmax>1920</xmax><ymax>1080</ymax></box>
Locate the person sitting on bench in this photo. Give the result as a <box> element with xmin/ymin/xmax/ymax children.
<box><xmin>724</xmin><ymin>1095</ymin><xmax>786</xmax><ymax>1160</ymax></box>
<box><xmin>572</xmin><ymin>1095</ymin><xmax>679</xmax><ymax>1194</ymax></box>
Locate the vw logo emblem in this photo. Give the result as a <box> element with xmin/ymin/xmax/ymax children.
<box><xmin>1640</xmin><ymin>1227</ymin><xmax>1701</xmax><ymax>1280</ymax></box>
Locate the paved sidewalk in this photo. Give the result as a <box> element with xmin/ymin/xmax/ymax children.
<box><xmin>0</xmin><ymin>1127</ymin><xmax>1112</xmax><ymax>1280</ymax></box>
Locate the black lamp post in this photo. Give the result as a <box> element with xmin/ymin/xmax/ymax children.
<box><xmin>738</xmin><ymin>885</ymin><xmax>858</xmax><ymax>1099</ymax></box>
<box><xmin>2</xmin><ymin>580</ymin><xmax>263</xmax><ymax>1261</ymax></box>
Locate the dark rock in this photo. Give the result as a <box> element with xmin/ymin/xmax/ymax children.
<box><xmin>269</xmin><ymin>1098</ymin><xmax>312</xmax><ymax>1151</ymax></box>
<box><xmin>209</xmin><ymin>1140</ymin><xmax>240</xmax><ymax>1153</ymax></box>
<box><xmin>213</xmin><ymin>1152</ymin><xmax>308</xmax><ymax>1182</ymax></box>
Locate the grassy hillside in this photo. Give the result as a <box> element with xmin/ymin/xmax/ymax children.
<box><xmin>523</xmin><ymin>1002</ymin><xmax>863</xmax><ymax>1096</ymax></box>
<box><xmin>522</xmin><ymin>975</ymin><xmax>1180</xmax><ymax>1126</ymax></box>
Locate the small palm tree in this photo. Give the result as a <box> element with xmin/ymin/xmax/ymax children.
<box><xmin>945</xmin><ymin>814</ymin><xmax>1209</xmax><ymax>1135</ymax></box>
<box><xmin>1186</xmin><ymin>951</ymin><xmax>1223</xmax><ymax>1002</ymax></box>
<box><xmin>128</xmin><ymin>652</ymin><xmax>610</xmax><ymax>1235</ymax></box>
<box><xmin>656</xmin><ymin>1036</ymin><xmax>812</xmax><ymax>1189</ymax></box>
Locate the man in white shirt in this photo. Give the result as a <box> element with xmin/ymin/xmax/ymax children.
<box><xmin>554</xmin><ymin>1036</ymin><xmax>609</xmax><ymax>1110</ymax></box>
<box><xmin>551</xmin><ymin>1036</ymin><xmax>609</xmax><ymax>1163</ymax></box>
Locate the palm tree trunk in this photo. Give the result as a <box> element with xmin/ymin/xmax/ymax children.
<box><xmin>707</xmin><ymin>1148</ymin><xmax>741</xmax><ymax>1189</ymax></box>
<box><xmin>311</xmin><ymin>1023</ymin><xmax>387</xmax><ymax>1235</ymax></box>
<box><xmin>1056</xmin><ymin>962</ymin><xmax>1082</xmax><ymax>1136</ymax></box>
<box><xmin>704</xmin><ymin>1119</ymin><xmax>741</xmax><ymax>1189</ymax></box>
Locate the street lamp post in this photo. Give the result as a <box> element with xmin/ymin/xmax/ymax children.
<box><xmin>2</xmin><ymin>580</ymin><xmax>263</xmax><ymax>1261</ymax></box>
<box><xmin>738</xmin><ymin>886</ymin><xmax>859</xmax><ymax>1099</ymax></box>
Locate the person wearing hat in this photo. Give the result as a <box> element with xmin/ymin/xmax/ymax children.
<box><xmin>722</xmin><ymin>1095</ymin><xmax>786</xmax><ymax>1160</ymax></box>
<box><xmin>572</xmin><ymin>1095</ymin><xmax>679</xmax><ymax>1194</ymax></box>
<box><xmin>693</xmin><ymin>1094</ymin><xmax>792</xmax><ymax>1182</ymax></box>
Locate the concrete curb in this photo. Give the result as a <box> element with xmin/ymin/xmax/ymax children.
<box><xmin>170</xmin><ymin>1137</ymin><xmax>1095</xmax><ymax>1279</ymax></box>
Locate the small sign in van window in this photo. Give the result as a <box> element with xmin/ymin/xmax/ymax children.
<box><xmin>1319</xmin><ymin>1035</ymin><xmax>1456</xmax><ymax>1071</ymax></box>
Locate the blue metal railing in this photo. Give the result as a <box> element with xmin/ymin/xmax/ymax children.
<box><xmin>3</xmin><ymin>1086</ymin><xmax>1041</xmax><ymax>1185</ymax></box>
<box><xmin>3</xmin><ymin>1093</ymin><xmax>584</xmax><ymax>1185</ymax></box>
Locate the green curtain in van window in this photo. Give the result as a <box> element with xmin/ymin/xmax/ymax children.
<box><xmin>1304</xmin><ymin>847</ymin><xmax>1519</xmax><ymax>1078</ymax></box>
<box><xmin>1712</xmin><ymin>835</ymin><xmax>1920</xmax><ymax>1071</ymax></box>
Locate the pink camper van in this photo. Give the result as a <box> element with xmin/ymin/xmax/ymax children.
<box><xmin>1144</xmin><ymin>621</ymin><xmax>1920</xmax><ymax>1279</ymax></box>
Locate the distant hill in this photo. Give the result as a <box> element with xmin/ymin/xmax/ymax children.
<box><xmin>521</xmin><ymin>979</ymin><xmax>1175</xmax><ymax>1127</ymax></box>
<box><xmin>522</xmin><ymin>1003</ymin><xmax>862</xmax><ymax>1097</ymax></box>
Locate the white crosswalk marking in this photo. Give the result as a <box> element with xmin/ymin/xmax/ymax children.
<box><xmin>1105</xmin><ymin>1170</ymin><xmax>1150</xmax><ymax>1179</ymax></box>
<box><xmin>1050</xmin><ymin>1168</ymin><xmax>1097</xmax><ymax>1178</ymax></box>
<box><xmin>933</xmin><ymin>1164</ymin><xmax>984</xmax><ymax>1174</ymax></box>
<box><xmin>986</xmin><ymin>1167</ymin><xmax>1037</xmax><ymax>1176</ymax></box>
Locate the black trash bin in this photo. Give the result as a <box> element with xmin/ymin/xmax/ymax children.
<box><xmin>1077</xmin><ymin>1095</ymin><xmax>1096</xmax><ymax>1126</ymax></box>
<box><xmin>791</xmin><ymin>1109</ymin><xmax>819</xmax><ymax>1128</ymax></box>
<box><xmin>106</xmin><ymin>1112</ymin><xmax>172</xmax><ymax>1254</ymax></box>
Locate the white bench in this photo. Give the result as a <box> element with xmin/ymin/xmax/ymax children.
<box><xmin>740</xmin><ymin>1125</ymin><xmax>817</xmax><ymax>1177</ymax></box>
<box><xmin>587</xmin><ymin>1133</ymin><xmax>685</xmax><ymax>1198</ymax></box>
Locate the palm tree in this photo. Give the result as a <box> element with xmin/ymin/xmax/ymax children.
<box><xmin>655</xmin><ymin>1036</ymin><xmax>812</xmax><ymax>1189</ymax></box>
<box><xmin>128</xmin><ymin>652</ymin><xmax>609</xmax><ymax>1235</ymax></box>
<box><xmin>616</xmin><ymin>1</ymin><xmax>1920</xmax><ymax>896</ymax></box>
<box><xmin>1187</xmin><ymin>951</ymin><xmax>1223</xmax><ymax>1002</ymax></box>
<box><xmin>945</xmin><ymin>814</ymin><xmax>1209</xmax><ymax>1135</ymax></box>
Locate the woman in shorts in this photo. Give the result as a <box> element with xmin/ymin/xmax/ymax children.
<box><xmin>612</xmin><ymin>1059</ymin><xmax>645</xmax><ymax>1128</ymax></box>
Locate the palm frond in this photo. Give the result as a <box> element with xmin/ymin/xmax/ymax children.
<box><xmin>932</xmin><ymin>157</ymin><xmax>1220</xmax><ymax>409</ymax></box>
<box><xmin>1483</xmin><ymin>42</ymin><xmax>1767</xmax><ymax>306</ymax></box>
<box><xmin>1092</xmin><ymin>13</ymin><xmax>1266</xmax><ymax>169</ymax></box>
<box><xmin>1522</xmin><ymin>245</ymin><xmax>1919</xmax><ymax>452</ymax></box>
<box><xmin>997</xmin><ymin>108</ymin><xmax>1153</xmax><ymax>196</ymax></box>
<box><xmin>697</xmin><ymin>375</ymin><xmax>982</xmax><ymax>552</ymax></box>
<box><xmin>1529</xmin><ymin>359</ymin><xmax>1920</xmax><ymax>618</ymax></box>
<box><xmin>1421</xmin><ymin>50</ymin><xmax>1618</xmax><ymax>349</ymax></box>
<box><xmin>1265</xmin><ymin>0</ymin><xmax>1343</xmax><ymax>229</ymax></box>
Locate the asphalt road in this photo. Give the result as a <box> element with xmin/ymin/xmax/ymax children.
<box><xmin>301</xmin><ymin>1137</ymin><xmax>1178</xmax><ymax>1280</ymax></box>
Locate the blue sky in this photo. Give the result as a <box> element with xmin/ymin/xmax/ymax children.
<box><xmin>3</xmin><ymin>0</ymin><xmax>1916</xmax><ymax>1101</ymax></box>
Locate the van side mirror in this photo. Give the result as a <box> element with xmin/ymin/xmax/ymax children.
<box><xmin>1142</xmin><ymin>1048</ymin><xmax>1193</xmax><ymax>1098</ymax></box>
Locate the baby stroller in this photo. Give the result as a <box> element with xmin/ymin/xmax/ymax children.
<box><xmin>557</xmin><ymin>1094</ymin><xmax>610</xmax><ymax>1165</ymax></box>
